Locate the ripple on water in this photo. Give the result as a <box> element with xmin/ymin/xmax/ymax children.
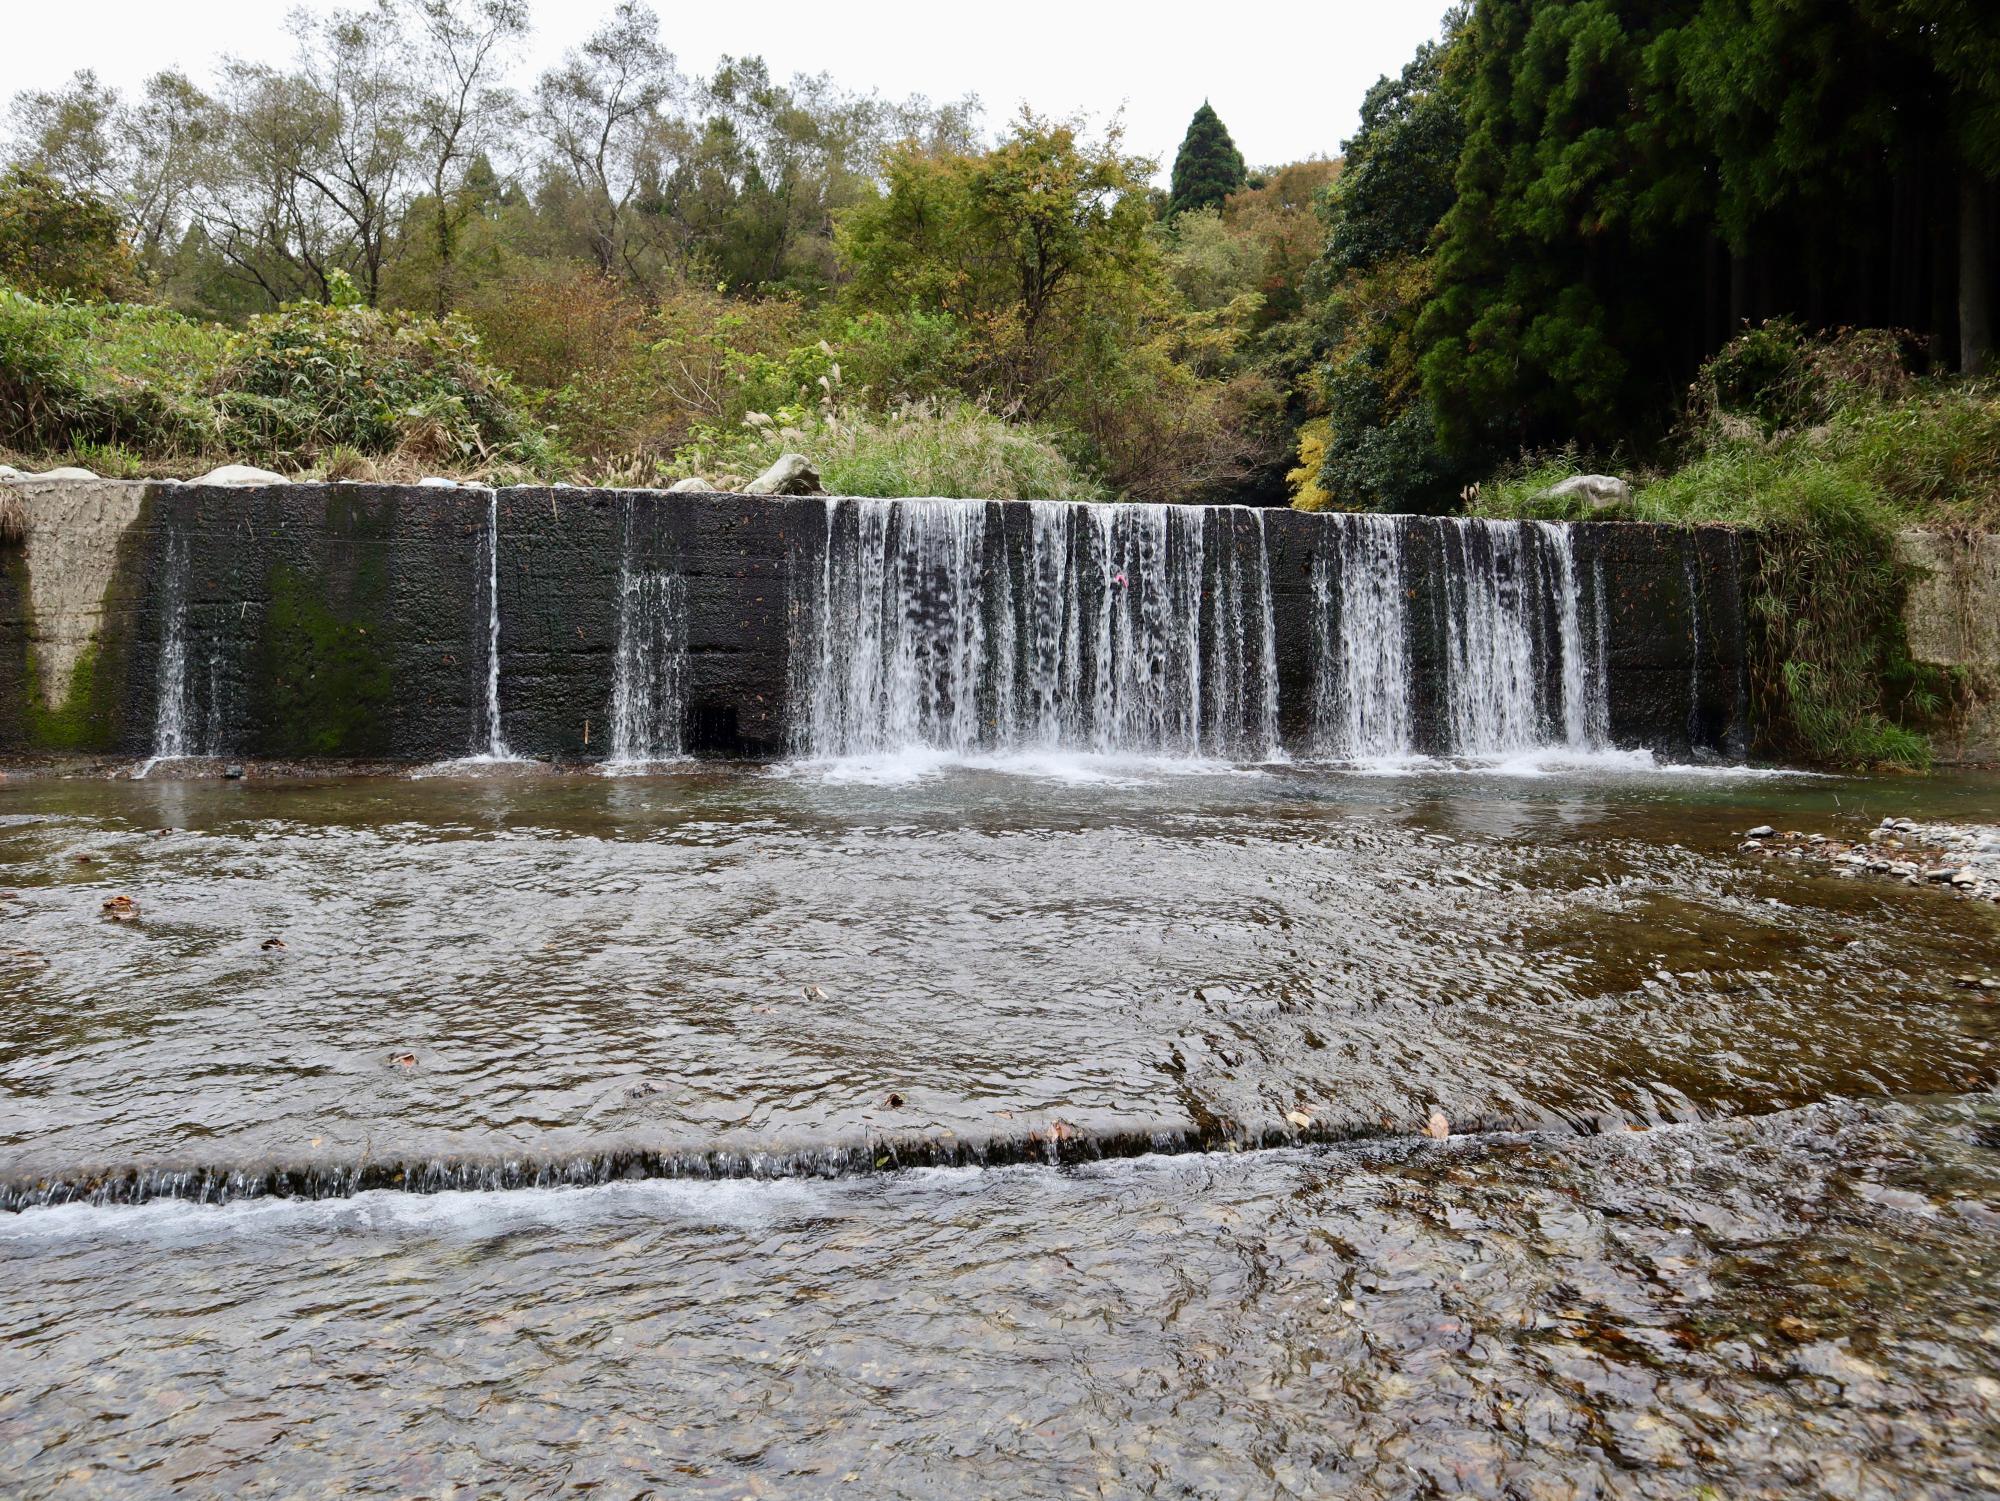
<box><xmin>2</xmin><ymin>1098</ymin><xmax>1999</xmax><ymax>1497</ymax></box>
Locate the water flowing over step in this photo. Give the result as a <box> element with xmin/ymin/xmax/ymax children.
<box><xmin>1305</xmin><ymin>514</ymin><xmax>1612</xmax><ymax>760</ymax></box>
<box><xmin>5</xmin><ymin>484</ymin><xmax>1749</xmax><ymax>764</ymax></box>
<box><xmin>793</xmin><ymin>498</ymin><xmax>1282</xmax><ymax>759</ymax></box>
<box><xmin>474</xmin><ymin>487</ymin><xmax>513</xmax><ymax>760</ymax></box>
<box><xmin>608</xmin><ymin>494</ymin><xmax>689</xmax><ymax>764</ymax></box>
<box><xmin>136</xmin><ymin>528</ymin><xmax>224</xmax><ymax>774</ymax></box>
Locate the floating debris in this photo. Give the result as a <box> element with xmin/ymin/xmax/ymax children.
<box><xmin>1425</xmin><ymin>1110</ymin><xmax>1451</xmax><ymax>1141</ymax></box>
<box><xmin>100</xmin><ymin>894</ymin><xmax>139</xmax><ymax>922</ymax></box>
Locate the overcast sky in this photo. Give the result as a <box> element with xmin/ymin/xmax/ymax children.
<box><xmin>9</xmin><ymin>0</ymin><xmax>1449</xmax><ymax>175</ymax></box>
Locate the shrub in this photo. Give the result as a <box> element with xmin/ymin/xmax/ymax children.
<box><xmin>212</xmin><ymin>301</ymin><xmax>558</xmax><ymax>471</ymax></box>
<box><xmin>0</xmin><ymin>285</ymin><xmax>226</xmax><ymax>455</ymax></box>
<box><xmin>463</xmin><ymin>267</ymin><xmax>807</xmax><ymax>468</ymax></box>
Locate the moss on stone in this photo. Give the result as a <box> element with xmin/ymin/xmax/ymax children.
<box><xmin>21</xmin><ymin>634</ymin><xmax>111</xmax><ymax>748</ymax></box>
<box><xmin>254</xmin><ymin>563</ymin><xmax>392</xmax><ymax>755</ymax></box>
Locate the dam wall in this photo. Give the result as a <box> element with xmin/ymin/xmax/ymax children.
<box><xmin>0</xmin><ymin>479</ymin><xmax>1752</xmax><ymax>763</ymax></box>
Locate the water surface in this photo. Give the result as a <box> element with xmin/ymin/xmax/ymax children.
<box><xmin>2</xmin><ymin>760</ymin><xmax>1997</xmax><ymax>1495</ymax></box>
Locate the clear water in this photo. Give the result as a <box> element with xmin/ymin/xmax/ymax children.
<box><xmin>2</xmin><ymin>761</ymin><xmax>1998</xmax><ymax>1495</ymax></box>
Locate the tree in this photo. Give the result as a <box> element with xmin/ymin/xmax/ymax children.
<box><xmin>842</xmin><ymin>110</ymin><xmax>1159</xmax><ymax>416</ymax></box>
<box><xmin>1167</xmin><ymin>102</ymin><xmax>1245</xmax><ymax>218</ymax></box>
<box><xmin>1298</xmin><ymin>20</ymin><xmax>1469</xmax><ymax>511</ymax></box>
<box><xmin>0</xmin><ymin>166</ymin><xmax>134</xmax><ymax>297</ymax></box>
<box><xmin>533</xmin><ymin>0</ymin><xmax>682</xmax><ymax>288</ymax></box>
<box><xmin>406</xmin><ymin>0</ymin><xmax>527</xmax><ymax>315</ymax></box>
<box><xmin>7</xmin><ymin>70</ymin><xmax>121</xmax><ymax>200</ymax></box>
<box><xmin>287</xmin><ymin>5</ymin><xmax>414</xmax><ymax>305</ymax></box>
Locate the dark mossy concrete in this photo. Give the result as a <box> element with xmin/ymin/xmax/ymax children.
<box><xmin>0</xmin><ymin>484</ymin><xmax>1751</xmax><ymax>762</ymax></box>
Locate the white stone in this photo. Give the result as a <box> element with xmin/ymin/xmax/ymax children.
<box><xmin>191</xmin><ymin>464</ymin><xmax>290</xmax><ymax>487</ymax></box>
<box><xmin>37</xmin><ymin>466</ymin><xmax>99</xmax><ymax>480</ymax></box>
<box><xmin>743</xmin><ymin>453</ymin><xmax>822</xmax><ymax>496</ymax></box>
<box><xmin>665</xmin><ymin>476</ymin><xmax>711</xmax><ymax>494</ymax></box>
<box><xmin>1541</xmin><ymin>474</ymin><xmax>1632</xmax><ymax>512</ymax></box>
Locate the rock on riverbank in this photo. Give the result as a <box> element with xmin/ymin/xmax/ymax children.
<box><xmin>1739</xmin><ymin>817</ymin><xmax>2000</xmax><ymax>907</ymax></box>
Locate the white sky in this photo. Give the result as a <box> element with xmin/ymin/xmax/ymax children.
<box><xmin>8</xmin><ymin>0</ymin><xmax>1449</xmax><ymax>176</ymax></box>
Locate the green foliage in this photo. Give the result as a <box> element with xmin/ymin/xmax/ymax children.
<box><xmin>838</xmin><ymin>113</ymin><xmax>1280</xmax><ymax>500</ymax></box>
<box><xmin>1292</xmin><ymin>23</ymin><xmax>1471</xmax><ymax>512</ymax></box>
<box><xmin>1167</xmin><ymin>103</ymin><xmax>1247</xmax><ymax>219</ymax></box>
<box><xmin>0</xmin><ymin>280</ymin><xmax>555</xmax><ymax>475</ymax></box>
<box><xmin>1478</xmin><ymin>324</ymin><xmax>1999</xmax><ymax>766</ymax></box>
<box><xmin>212</xmin><ymin>301</ymin><xmax>556</xmax><ymax>470</ymax></box>
<box><xmin>0</xmin><ymin>167</ymin><xmax>134</xmax><ymax>300</ymax></box>
<box><xmin>0</xmin><ymin>283</ymin><xmax>227</xmax><ymax>454</ymax></box>
<box><xmin>674</xmin><ymin>397</ymin><xmax>1106</xmax><ymax>502</ymax></box>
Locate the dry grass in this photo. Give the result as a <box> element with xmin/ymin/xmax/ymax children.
<box><xmin>0</xmin><ymin>487</ymin><xmax>25</xmax><ymax>544</ymax></box>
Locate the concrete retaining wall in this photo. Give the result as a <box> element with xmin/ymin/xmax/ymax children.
<box><xmin>1900</xmin><ymin>528</ymin><xmax>2000</xmax><ymax>764</ymax></box>
<box><xmin>0</xmin><ymin>481</ymin><xmax>1751</xmax><ymax>763</ymax></box>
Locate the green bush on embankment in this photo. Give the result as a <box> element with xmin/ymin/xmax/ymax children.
<box><xmin>1476</xmin><ymin>324</ymin><xmax>1997</xmax><ymax>769</ymax></box>
<box><xmin>0</xmin><ymin>279</ymin><xmax>561</xmax><ymax>480</ymax></box>
<box><xmin>0</xmin><ymin>279</ymin><xmax>1106</xmax><ymax>501</ymax></box>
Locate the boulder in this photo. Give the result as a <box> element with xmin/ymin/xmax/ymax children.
<box><xmin>1542</xmin><ymin>474</ymin><xmax>1632</xmax><ymax>515</ymax></box>
<box><xmin>743</xmin><ymin>453</ymin><xmax>821</xmax><ymax>496</ymax></box>
<box><xmin>36</xmin><ymin>466</ymin><xmax>99</xmax><ymax>480</ymax></box>
<box><xmin>666</xmin><ymin>475</ymin><xmax>712</xmax><ymax>494</ymax></box>
<box><xmin>192</xmin><ymin>464</ymin><xmax>290</xmax><ymax>487</ymax></box>
<box><xmin>0</xmin><ymin>465</ymin><xmax>22</xmax><ymax>480</ymax></box>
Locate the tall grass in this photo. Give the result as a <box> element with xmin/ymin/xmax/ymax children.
<box><xmin>670</xmin><ymin>399</ymin><xmax>1107</xmax><ymax>501</ymax></box>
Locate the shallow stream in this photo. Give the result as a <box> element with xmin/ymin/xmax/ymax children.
<box><xmin>3</xmin><ymin>755</ymin><xmax>1998</xmax><ymax>1495</ymax></box>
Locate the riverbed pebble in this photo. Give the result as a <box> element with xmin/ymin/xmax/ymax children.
<box><xmin>1739</xmin><ymin>818</ymin><xmax>2000</xmax><ymax>904</ymax></box>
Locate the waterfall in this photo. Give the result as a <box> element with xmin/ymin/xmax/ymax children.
<box><xmin>142</xmin><ymin>530</ymin><xmax>193</xmax><ymax>771</ymax></box>
<box><xmin>1681</xmin><ymin>533</ymin><xmax>1704</xmax><ymax>749</ymax></box>
<box><xmin>1309</xmin><ymin>513</ymin><xmax>1414</xmax><ymax>757</ymax></box>
<box><xmin>608</xmin><ymin>497</ymin><xmax>688</xmax><ymax>764</ymax></box>
<box><xmin>1537</xmin><ymin>521</ymin><xmax>1592</xmax><ymax>749</ymax></box>
<box><xmin>1439</xmin><ymin>519</ymin><xmax>1544</xmax><ymax>755</ymax></box>
<box><xmin>476</xmin><ymin>488</ymin><xmax>512</xmax><ymax>760</ymax></box>
<box><xmin>1304</xmin><ymin>515</ymin><xmax>1607</xmax><ymax>761</ymax></box>
<box><xmin>794</xmin><ymin>498</ymin><xmax>1279</xmax><ymax>760</ymax></box>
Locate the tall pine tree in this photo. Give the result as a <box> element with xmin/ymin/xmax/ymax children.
<box><xmin>1168</xmin><ymin>102</ymin><xmax>1247</xmax><ymax>218</ymax></box>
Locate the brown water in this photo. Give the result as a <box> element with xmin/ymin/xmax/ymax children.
<box><xmin>2</xmin><ymin>756</ymin><xmax>1998</xmax><ymax>1495</ymax></box>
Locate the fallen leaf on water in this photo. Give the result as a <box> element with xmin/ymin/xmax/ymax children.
<box><xmin>100</xmin><ymin>894</ymin><xmax>139</xmax><ymax>921</ymax></box>
<box><xmin>1046</xmin><ymin>1118</ymin><xmax>1077</xmax><ymax>1143</ymax></box>
<box><xmin>1285</xmin><ymin>1110</ymin><xmax>1314</xmax><ymax>1130</ymax></box>
<box><xmin>883</xmin><ymin>1091</ymin><xmax>905</xmax><ymax>1108</ymax></box>
<box><xmin>392</xmin><ymin>1052</ymin><xmax>417</xmax><ymax>1069</ymax></box>
<box><xmin>1425</xmin><ymin>1110</ymin><xmax>1451</xmax><ymax>1141</ymax></box>
<box><xmin>803</xmin><ymin>984</ymin><xmax>827</xmax><ymax>1000</ymax></box>
<box><xmin>750</xmin><ymin>1004</ymin><xmax>775</xmax><ymax>1014</ymax></box>
<box><xmin>73</xmin><ymin>854</ymin><xmax>95</xmax><ymax>865</ymax></box>
<box><xmin>261</xmin><ymin>937</ymin><xmax>286</xmax><ymax>951</ymax></box>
